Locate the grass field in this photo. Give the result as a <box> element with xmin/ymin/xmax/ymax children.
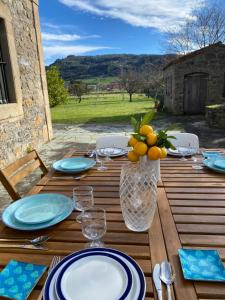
<box><xmin>51</xmin><ymin>93</ymin><xmax>155</xmax><ymax>124</ymax></box>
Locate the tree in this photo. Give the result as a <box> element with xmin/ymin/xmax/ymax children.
<box><xmin>120</xmin><ymin>69</ymin><xmax>141</xmax><ymax>102</ymax></box>
<box><xmin>166</xmin><ymin>1</ymin><xmax>225</xmax><ymax>54</ymax></box>
<box><xmin>68</xmin><ymin>81</ymin><xmax>88</xmax><ymax>103</ymax></box>
<box><xmin>46</xmin><ymin>66</ymin><xmax>69</xmax><ymax>107</ymax></box>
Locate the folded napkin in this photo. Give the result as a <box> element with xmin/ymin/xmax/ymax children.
<box><xmin>0</xmin><ymin>260</ymin><xmax>46</xmax><ymax>300</ymax></box>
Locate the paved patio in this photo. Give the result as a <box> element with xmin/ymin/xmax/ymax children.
<box><xmin>1</xmin><ymin>115</ymin><xmax>225</xmax><ymax>212</ymax></box>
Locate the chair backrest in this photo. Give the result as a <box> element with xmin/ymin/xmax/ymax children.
<box><xmin>96</xmin><ymin>135</ymin><xmax>129</xmax><ymax>149</ymax></box>
<box><xmin>0</xmin><ymin>150</ymin><xmax>48</xmax><ymax>201</ymax></box>
<box><xmin>168</xmin><ymin>132</ymin><xmax>199</xmax><ymax>148</ymax></box>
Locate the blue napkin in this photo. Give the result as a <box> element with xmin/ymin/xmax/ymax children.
<box><xmin>0</xmin><ymin>260</ymin><xmax>46</xmax><ymax>300</ymax></box>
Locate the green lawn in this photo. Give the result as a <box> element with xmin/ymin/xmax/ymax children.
<box><xmin>51</xmin><ymin>93</ymin><xmax>155</xmax><ymax>124</ymax></box>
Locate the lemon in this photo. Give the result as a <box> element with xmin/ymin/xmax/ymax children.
<box><xmin>160</xmin><ymin>147</ymin><xmax>167</xmax><ymax>159</ymax></box>
<box><xmin>128</xmin><ymin>151</ymin><xmax>139</xmax><ymax>162</ymax></box>
<box><xmin>139</xmin><ymin>125</ymin><xmax>154</xmax><ymax>136</ymax></box>
<box><xmin>133</xmin><ymin>142</ymin><xmax>148</xmax><ymax>156</ymax></box>
<box><xmin>128</xmin><ymin>136</ymin><xmax>138</xmax><ymax>147</ymax></box>
<box><xmin>146</xmin><ymin>133</ymin><xmax>157</xmax><ymax>146</ymax></box>
<box><xmin>147</xmin><ymin>146</ymin><xmax>162</xmax><ymax>160</ymax></box>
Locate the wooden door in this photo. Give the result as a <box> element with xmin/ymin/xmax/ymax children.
<box><xmin>184</xmin><ymin>73</ymin><xmax>208</xmax><ymax>114</ymax></box>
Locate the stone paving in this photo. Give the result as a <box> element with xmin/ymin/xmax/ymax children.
<box><xmin>1</xmin><ymin>114</ymin><xmax>225</xmax><ymax>212</ymax></box>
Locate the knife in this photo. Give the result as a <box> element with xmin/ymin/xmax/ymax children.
<box><xmin>0</xmin><ymin>244</ymin><xmax>48</xmax><ymax>250</ymax></box>
<box><xmin>153</xmin><ymin>264</ymin><xmax>162</xmax><ymax>300</ymax></box>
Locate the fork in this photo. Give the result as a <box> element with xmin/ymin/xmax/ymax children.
<box><xmin>37</xmin><ymin>256</ymin><xmax>61</xmax><ymax>300</ymax></box>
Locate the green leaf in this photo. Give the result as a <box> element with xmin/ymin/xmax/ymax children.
<box><xmin>135</xmin><ymin>120</ymin><xmax>141</xmax><ymax>133</ymax></box>
<box><xmin>133</xmin><ymin>133</ymin><xmax>146</xmax><ymax>142</ymax></box>
<box><xmin>140</xmin><ymin>110</ymin><xmax>155</xmax><ymax>126</ymax></box>
<box><xmin>130</xmin><ymin>117</ymin><xmax>137</xmax><ymax>131</ymax></box>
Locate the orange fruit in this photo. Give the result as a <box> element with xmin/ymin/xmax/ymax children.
<box><xmin>139</xmin><ymin>125</ymin><xmax>154</xmax><ymax>136</ymax></box>
<box><xmin>133</xmin><ymin>142</ymin><xmax>148</xmax><ymax>156</ymax></box>
<box><xmin>128</xmin><ymin>151</ymin><xmax>139</xmax><ymax>162</ymax></box>
<box><xmin>160</xmin><ymin>147</ymin><xmax>167</xmax><ymax>159</ymax></box>
<box><xmin>128</xmin><ymin>136</ymin><xmax>138</xmax><ymax>147</ymax></box>
<box><xmin>147</xmin><ymin>146</ymin><xmax>162</xmax><ymax>160</ymax></box>
<box><xmin>146</xmin><ymin>133</ymin><xmax>157</xmax><ymax>146</ymax></box>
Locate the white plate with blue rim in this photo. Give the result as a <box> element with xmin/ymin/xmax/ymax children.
<box><xmin>56</xmin><ymin>252</ymin><xmax>132</xmax><ymax>300</ymax></box>
<box><xmin>97</xmin><ymin>148</ymin><xmax>127</xmax><ymax>157</ymax></box>
<box><xmin>53</xmin><ymin>157</ymin><xmax>96</xmax><ymax>173</ymax></box>
<box><xmin>2</xmin><ymin>194</ymin><xmax>73</xmax><ymax>231</ymax></box>
<box><xmin>44</xmin><ymin>248</ymin><xmax>146</xmax><ymax>300</ymax></box>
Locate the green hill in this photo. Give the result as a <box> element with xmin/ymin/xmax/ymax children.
<box><xmin>49</xmin><ymin>54</ymin><xmax>175</xmax><ymax>82</ymax></box>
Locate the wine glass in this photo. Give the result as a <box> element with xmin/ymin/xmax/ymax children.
<box><xmin>73</xmin><ymin>186</ymin><xmax>94</xmax><ymax>223</ymax></box>
<box><xmin>81</xmin><ymin>208</ymin><xmax>107</xmax><ymax>248</ymax></box>
<box><xmin>178</xmin><ymin>146</ymin><xmax>188</xmax><ymax>161</ymax></box>
<box><xmin>96</xmin><ymin>150</ymin><xmax>108</xmax><ymax>171</ymax></box>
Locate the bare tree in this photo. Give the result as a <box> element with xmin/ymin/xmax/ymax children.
<box><xmin>120</xmin><ymin>69</ymin><xmax>141</xmax><ymax>102</ymax></box>
<box><xmin>167</xmin><ymin>1</ymin><xmax>225</xmax><ymax>54</ymax></box>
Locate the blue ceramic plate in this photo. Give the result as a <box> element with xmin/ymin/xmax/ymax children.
<box><xmin>202</xmin><ymin>151</ymin><xmax>222</xmax><ymax>159</ymax></box>
<box><xmin>203</xmin><ymin>158</ymin><xmax>225</xmax><ymax>174</ymax></box>
<box><xmin>14</xmin><ymin>196</ymin><xmax>65</xmax><ymax>224</ymax></box>
<box><xmin>214</xmin><ymin>159</ymin><xmax>225</xmax><ymax>170</ymax></box>
<box><xmin>56</xmin><ymin>252</ymin><xmax>132</xmax><ymax>300</ymax></box>
<box><xmin>2</xmin><ymin>194</ymin><xmax>73</xmax><ymax>231</ymax></box>
<box><xmin>178</xmin><ymin>249</ymin><xmax>225</xmax><ymax>281</ymax></box>
<box><xmin>53</xmin><ymin>157</ymin><xmax>96</xmax><ymax>173</ymax></box>
<box><xmin>44</xmin><ymin>248</ymin><xmax>146</xmax><ymax>300</ymax></box>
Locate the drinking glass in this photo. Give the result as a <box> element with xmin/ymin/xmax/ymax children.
<box><xmin>105</xmin><ymin>147</ymin><xmax>113</xmax><ymax>162</ymax></box>
<box><xmin>81</xmin><ymin>208</ymin><xmax>107</xmax><ymax>248</ymax></box>
<box><xmin>96</xmin><ymin>150</ymin><xmax>108</xmax><ymax>171</ymax></box>
<box><xmin>178</xmin><ymin>146</ymin><xmax>188</xmax><ymax>161</ymax></box>
<box><xmin>73</xmin><ymin>186</ymin><xmax>94</xmax><ymax>223</ymax></box>
<box><xmin>191</xmin><ymin>147</ymin><xmax>203</xmax><ymax>169</ymax></box>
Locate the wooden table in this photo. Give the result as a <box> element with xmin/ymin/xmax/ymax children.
<box><xmin>1</xmin><ymin>149</ymin><xmax>225</xmax><ymax>300</ymax></box>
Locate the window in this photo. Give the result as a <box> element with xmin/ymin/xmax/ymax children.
<box><xmin>0</xmin><ymin>2</ymin><xmax>23</xmax><ymax>121</ymax></box>
<box><xmin>0</xmin><ymin>42</ymin><xmax>9</xmax><ymax>104</ymax></box>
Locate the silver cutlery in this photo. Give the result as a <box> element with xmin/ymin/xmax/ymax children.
<box><xmin>0</xmin><ymin>243</ymin><xmax>48</xmax><ymax>250</ymax></box>
<box><xmin>73</xmin><ymin>174</ymin><xmax>87</xmax><ymax>180</ymax></box>
<box><xmin>153</xmin><ymin>264</ymin><xmax>162</xmax><ymax>300</ymax></box>
<box><xmin>0</xmin><ymin>235</ymin><xmax>49</xmax><ymax>245</ymax></box>
<box><xmin>160</xmin><ymin>261</ymin><xmax>175</xmax><ymax>300</ymax></box>
<box><xmin>37</xmin><ymin>256</ymin><xmax>61</xmax><ymax>300</ymax></box>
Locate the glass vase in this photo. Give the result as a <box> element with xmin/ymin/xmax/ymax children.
<box><xmin>139</xmin><ymin>155</ymin><xmax>160</xmax><ymax>182</ymax></box>
<box><xmin>119</xmin><ymin>162</ymin><xmax>157</xmax><ymax>232</ymax></box>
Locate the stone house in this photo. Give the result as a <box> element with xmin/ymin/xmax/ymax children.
<box><xmin>163</xmin><ymin>42</ymin><xmax>225</xmax><ymax>115</ymax></box>
<box><xmin>0</xmin><ymin>0</ymin><xmax>52</xmax><ymax>168</ymax></box>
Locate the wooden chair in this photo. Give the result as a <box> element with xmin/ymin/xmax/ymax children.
<box><xmin>0</xmin><ymin>150</ymin><xmax>48</xmax><ymax>201</ymax></box>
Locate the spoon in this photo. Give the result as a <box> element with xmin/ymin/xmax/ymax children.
<box><xmin>0</xmin><ymin>235</ymin><xmax>49</xmax><ymax>245</ymax></box>
<box><xmin>160</xmin><ymin>261</ymin><xmax>175</xmax><ymax>300</ymax></box>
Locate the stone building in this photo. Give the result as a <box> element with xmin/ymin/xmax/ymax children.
<box><xmin>163</xmin><ymin>42</ymin><xmax>225</xmax><ymax>115</ymax></box>
<box><xmin>0</xmin><ymin>0</ymin><xmax>52</xmax><ymax>168</ymax></box>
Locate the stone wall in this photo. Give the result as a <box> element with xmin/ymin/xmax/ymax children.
<box><xmin>205</xmin><ymin>104</ymin><xmax>225</xmax><ymax>128</ymax></box>
<box><xmin>164</xmin><ymin>43</ymin><xmax>225</xmax><ymax>115</ymax></box>
<box><xmin>0</xmin><ymin>0</ymin><xmax>52</xmax><ymax>168</ymax></box>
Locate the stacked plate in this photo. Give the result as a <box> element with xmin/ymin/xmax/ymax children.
<box><xmin>168</xmin><ymin>147</ymin><xmax>196</xmax><ymax>157</ymax></box>
<box><xmin>203</xmin><ymin>156</ymin><xmax>225</xmax><ymax>174</ymax></box>
<box><xmin>53</xmin><ymin>157</ymin><xmax>96</xmax><ymax>173</ymax></box>
<box><xmin>44</xmin><ymin>248</ymin><xmax>146</xmax><ymax>300</ymax></box>
<box><xmin>2</xmin><ymin>194</ymin><xmax>73</xmax><ymax>231</ymax></box>
<box><xmin>97</xmin><ymin>147</ymin><xmax>127</xmax><ymax>158</ymax></box>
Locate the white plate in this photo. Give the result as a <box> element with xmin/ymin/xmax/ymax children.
<box><xmin>168</xmin><ymin>147</ymin><xmax>196</xmax><ymax>157</ymax></box>
<box><xmin>97</xmin><ymin>147</ymin><xmax>126</xmax><ymax>157</ymax></box>
<box><xmin>56</xmin><ymin>252</ymin><xmax>132</xmax><ymax>300</ymax></box>
<box><xmin>44</xmin><ymin>248</ymin><xmax>146</xmax><ymax>300</ymax></box>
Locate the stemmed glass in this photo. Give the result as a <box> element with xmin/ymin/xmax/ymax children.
<box><xmin>96</xmin><ymin>150</ymin><xmax>108</xmax><ymax>171</ymax></box>
<box><xmin>178</xmin><ymin>146</ymin><xmax>188</xmax><ymax>161</ymax></box>
<box><xmin>81</xmin><ymin>208</ymin><xmax>107</xmax><ymax>248</ymax></box>
<box><xmin>73</xmin><ymin>186</ymin><xmax>94</xmax><ymax>223</ymax></box>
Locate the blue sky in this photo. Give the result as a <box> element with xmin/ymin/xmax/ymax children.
<box><xmin>39</xmin><ymin>0</ymin><xmax>212</xmax><ymax>65</ymax></box>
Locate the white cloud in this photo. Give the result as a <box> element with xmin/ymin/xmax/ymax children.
<box><xmin>42</xmin><ymin>32</ymin><xmax>101</xmax><ymax>42</ymax></box>
<box><xmin>58</xmin><ymin>0</ymin><xmax>205</xmax><ymax>31</ymax></box>
<box><xmin>44</xmin><ymin>44</ymin><xmax>111</xmax><ymax>64</ymax></box>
